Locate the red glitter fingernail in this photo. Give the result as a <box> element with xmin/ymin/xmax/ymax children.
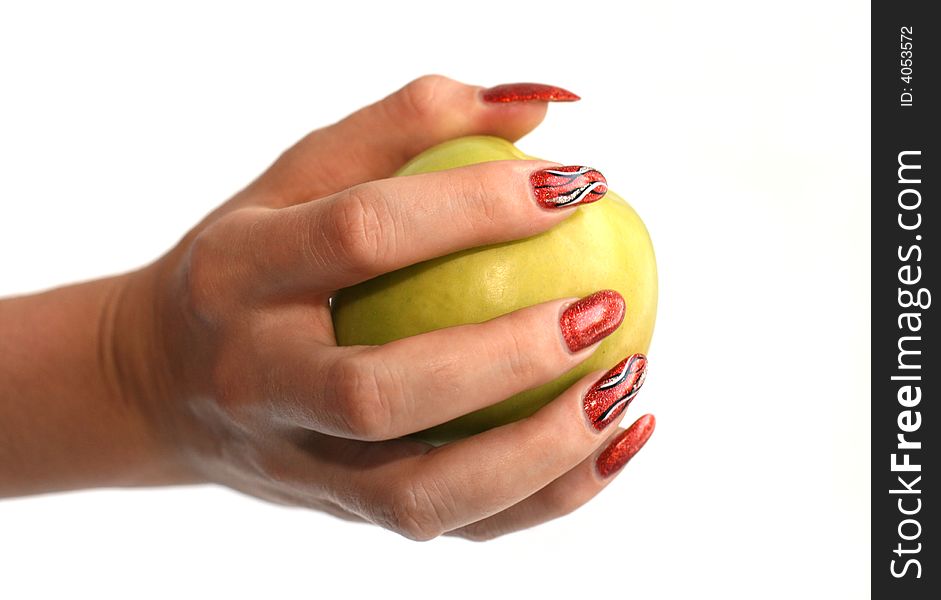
<box><xmin>481</xmin><ymin>83</ymin><xmax>580</xmax><ymax>103</ymax></box>
<box><xmin>584</xmin><ymin>354</ymin><xmax>647</xmax><ymax>430</ymax></box>
<box><xmin>560</xmin><ymin>290</ymin><xmax>625</xmax><ymax>353</ymax></box>
<box><xmin>531</xmin><ymin>166</ymin><xmax>607</xmax><ymax>209</ymax></box>
<box><xmin>596</xmin><ymin>414</ymin><xmax>655</xmax><ymax>478</ymax></box>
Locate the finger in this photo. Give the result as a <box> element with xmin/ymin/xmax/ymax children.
<box><xmin>241</xmin><ymin>160</ymin><xmax>608</xmax><ymax>296</ymax></box>
<box><xmin>357</xmin><ymin>355</ymin><xmax>649</xmax><ymax>540</ymax></box>
<box><xmin>264</xmin><ymin>292</ymin><xmax>626</xmax><ymax>440</ymax></box>
<box><xmin>448</xmin><ymin>414</ymin><xmax>656</xmax><ymax>541</ymax></box>
<box><xmin>248</xmin><ymin>76</ymin><xmax>579</xmax><ymax>206</ymax></box>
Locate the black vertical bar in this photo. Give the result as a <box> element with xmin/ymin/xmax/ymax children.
<box><xmin>873</xmin><ymin>1</ymin><xmax>936</xmax><ymax>595</ymax></box>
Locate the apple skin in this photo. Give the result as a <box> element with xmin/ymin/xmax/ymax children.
<box><xmin>331</xmin><ymin>136</ymin><xmax>657</xmax><ymax>443</ymax></box>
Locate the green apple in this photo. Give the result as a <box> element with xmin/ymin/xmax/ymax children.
<box><xmin>331</xmin><ymin>136</ymin><xmax>657</xmax><ymax>443</ymax></box>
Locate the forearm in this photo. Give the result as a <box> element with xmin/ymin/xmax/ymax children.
<box><xmin>0</xmin><ymin>273</ymin><xmax>195</xmax><ymax>497</ymax></box>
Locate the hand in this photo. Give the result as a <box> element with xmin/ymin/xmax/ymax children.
<box><xmin>111</xmin><ymin>76</ymin><xmax>656</xmax><ymax>540</ymax></box>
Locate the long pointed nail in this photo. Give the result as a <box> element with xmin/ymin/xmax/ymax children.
<box><xmin>559</xmin><ymin>290</ymin><xmax>625</xmax><ymax>353</ymax></box>
<box><xmin>531</xmin><ymin>166</ymin><xmax>608</xmax><ymax>209</ymax></box>
<box><xmin>481</xmin><ymin>82</ymin><xmax>580</xmax><ymax>103</ymax></box>
<box><xmin>584</xmin><ymin>354</ymin><xmax>647</xmax><ymax>430</ymax></box>
<box><xmin>596</xmin><ymin>414</ymin><xmax>656</xmax><ymax>478</ymax></box>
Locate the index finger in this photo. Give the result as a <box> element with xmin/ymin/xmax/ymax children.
<box><xmin>236</xmin><ymin>160</ymin><xmax>609</xmax><ymax>296</ymax></box>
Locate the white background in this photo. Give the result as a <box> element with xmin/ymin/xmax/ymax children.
<box><xmin>0</xmin><ymin>1</ymin><xmax>870</xmax><ymax>598</ymax></box>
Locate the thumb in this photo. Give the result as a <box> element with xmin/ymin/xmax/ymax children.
<box><xmin>249</xmin><ymin>75</ymin><xmax>579</xmax><ymax>207</ymax></box>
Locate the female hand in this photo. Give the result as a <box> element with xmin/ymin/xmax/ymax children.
<box><xmin>3</xmin><ymin>76</ymin><xmax>655</xmax><ymax>540</ymax></box>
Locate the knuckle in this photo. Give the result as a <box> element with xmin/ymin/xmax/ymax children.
<box><xmin>397</xmin><ymin>75</ymin><xmax>449</xmax><ymax>125</ymax></box>
<box><xmin>474</xmin><ymin>177</ymin><xmax>501</xmax><ymax>229</ymax></box>
<box><xmin>452</xmin><ymin>168</ymin><xmax>500</xmax><ymax>234</ymax></box>
<box><xmin>182</xmin><ymin>226</ymin><xmax>225</xmax><ymax>320</ymax></box>
<box><xmin>327</xmin><ymin>353</ymin><xmax>394</xmax><ymax>440</ymax></box>
<box><xmin>385</xmin><ymin>478</ymin><xmax>448</xmax><ymax>541</ymax></box>
<box><xmin>181</xmin><ymin>209</ymin><xmax>266</xmax><ymax>319</ymax></box>
<box><xmin>327</xmin><ymin>186</ymin><xmax>392</xmax><ymax>273</ymax></box>
<box><xmin>496</xmin><ymin>322</ymin><xmax>542</xmax><ymax>382</ymax></box>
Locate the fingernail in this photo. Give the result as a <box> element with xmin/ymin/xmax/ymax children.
<box><xmin>584</xmin><ymin>354</ymin><xmax>647</xmax><ymax>430</ymax></box>
<box><xmin>596</xmin><ymin>414</ymin><xmax>656</xmax><ymax>478</ymax></box>
<box><xmin>531</xmin><ymin>166</ymin><xmax>608</xmax><ymax>209</ymax></box>
<box><xmin>481</xmin><ymin>82</ymin><xmax>580</xmax><ymax>103</ymax></box>
<box><xmin>559</xmin><ymin>290</ymin><xmax>625</xmax><ymax>353</ymax></box>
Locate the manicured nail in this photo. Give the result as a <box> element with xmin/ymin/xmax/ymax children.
<box><xmin>531</xmin><ymin>166</ymin><xmax>608</xmax><ymax>209</ymax></box>
<box><xmin>583</xmin><ymin>354</ymin><xmax>647</xmax><ymax>430</ymax></box>
<box><xmin>481</xmin><ymin>82</ymin><xmax>580</xmax><ymax>103</ymax></box>
<box><xmin>559</xmin><ymin>290</ymin><xmax>625</xmax><ymax>353</ymax></box>
<box><xmin>596</xmin><ymin>414</ymin><xmax>656</xmax><ymax>478</ymax></box>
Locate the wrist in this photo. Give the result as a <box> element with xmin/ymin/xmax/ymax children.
<box><xmin>0</xmin><ymin>272</ymin><xmax>202</xmax><ymax>497</ymax></box>
<box><xmin>108</xmin><ymin>265</ymin><xmax>206</xmax><ymax>487</ymax></box>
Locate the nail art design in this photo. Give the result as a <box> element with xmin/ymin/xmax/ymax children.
<box><xmin>481</xmin><ymin>83</ymin><xmax>580</xmax><ymax>103</ymax></box>
<box><xmin>596</xmin><ymin>414</ymin><xmax>656</xmax><ymax>478</ymax></box>
<box><xmin>583</xmin><ymin>354</ymin><xmax>647</xmax><ymax>430</ymax></box>
<box><xmin>560</xmin><ymin>290</ymin><xmax>625</xmax><ymax>352</ymax></box>
<box><xmin>531</xmin><ymin>166</ymin><xmax>608</xmax><ymax>209</ymax></box>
